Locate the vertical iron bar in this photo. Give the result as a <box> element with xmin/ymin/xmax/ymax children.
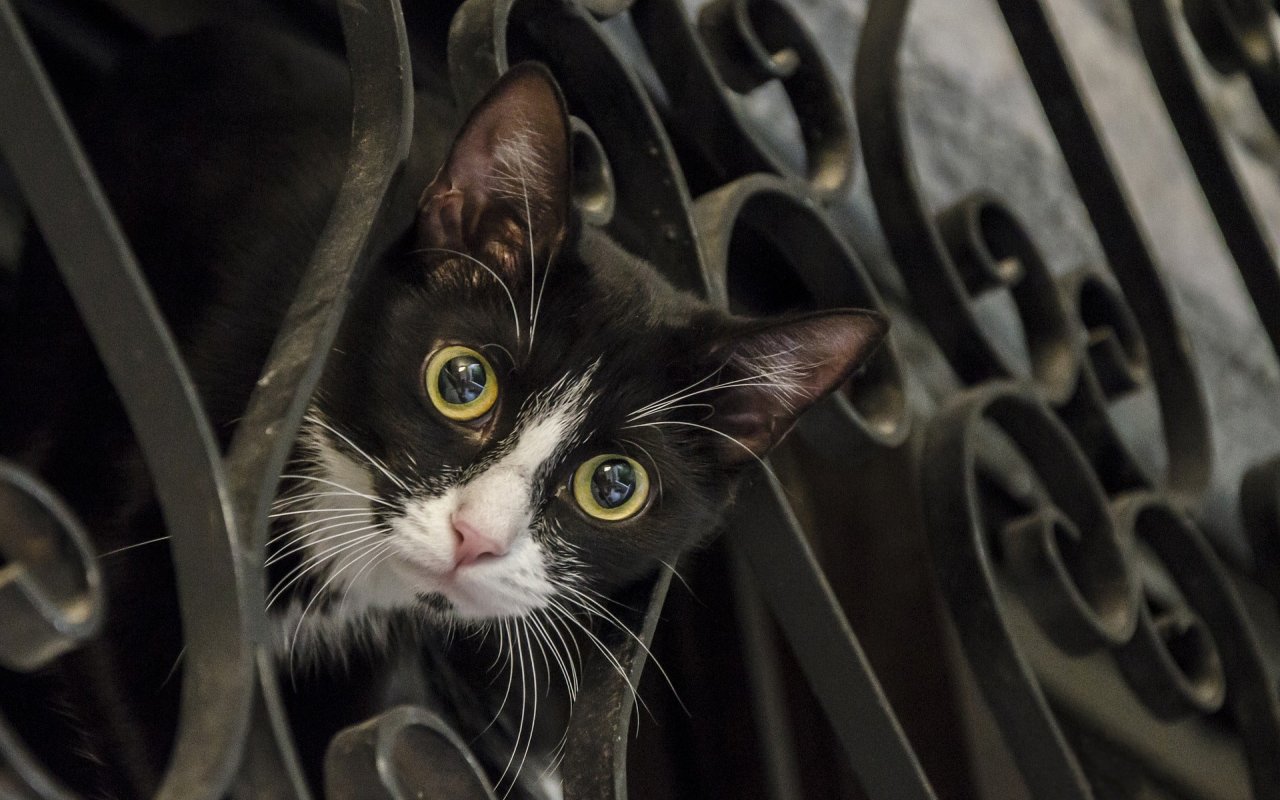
<box><xmin>729</xmin><ymin>474</ymin><xmax>937</xmax><ymax>800</ymax></box>
<box><xmin>0</xmin><ymin>3</ymin><xmax>255</xmax><ymax>798</ymax></box>
<box><xmin>1126</xmin><ymin>0</ymin><xmax>1280</xmax><ymax>363</ymax></box>
<box><xmin>728</xmin><ymin>550</ymin><xmax>806</xmax><ymax>800</ymax></box>
<box><xmin>561</xmin><ymin>570</ymin><xmax>673</xmax><ymax>800</ymax></box>
<box><xmin>221</xmin><ymin>0</ymin><xmax>414</xmax><ymax>795</ymax></box>
<box><xmin>991</xmin><ymin>0</ymin><xmax>1212</xmax><ymax>505</ymax></box>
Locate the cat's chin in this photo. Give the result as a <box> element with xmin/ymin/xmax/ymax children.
<box><xmin>269</xmin><ymin>553</ymin><xmax>551</xmax><ymax>664</ymax></box>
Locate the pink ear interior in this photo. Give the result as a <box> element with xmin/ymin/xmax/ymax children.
<box><xmin>417</xmin><ymin>63</ymin><xmax>571</xmax><ymax>273</ymax></box>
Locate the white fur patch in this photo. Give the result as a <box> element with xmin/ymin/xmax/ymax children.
<box><xmin>388</xmin><ymin>368</ymin><xmax>595</xmax><ymax>619</ymax></box>
<box><xmin>272</xmin><ymin>367</ymin><xmax>597</xmax><ymax>660</ymax></box>
<box><xmin>269</xmin><ymin>437</ymin><xmax>415</xmax><ymax>661</ymax></box>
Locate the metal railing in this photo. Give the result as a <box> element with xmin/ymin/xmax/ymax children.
<box><xmin>1</xmin><ymin>0</ymin><xmax>1279</xmax><ymax>797</ymax></box>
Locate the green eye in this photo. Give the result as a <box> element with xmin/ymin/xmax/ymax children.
<box><xmin>573</xmin><ymin>454</ymin><xmax>650</xmax><ymax>521</ymax></box>
<box><xmin>425</xmin><ymin>346</ymin><xmax>498</xmax><ymax>421</ymax></box>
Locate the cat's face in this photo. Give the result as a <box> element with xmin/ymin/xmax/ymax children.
<box><xmin>271</xmin><ymin>64</ymin><xmax>884</xmax><ymax>643</ymax></box>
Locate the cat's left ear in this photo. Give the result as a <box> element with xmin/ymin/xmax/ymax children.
<box><xmin>702</xmin><ymin>309</ymin><xmax>888</xmax><ymax>464</ymax></box>
<box><xmin>417</xmin><ymin>62</ymin><xmax>571</xmax><ymax>277</ymax></box>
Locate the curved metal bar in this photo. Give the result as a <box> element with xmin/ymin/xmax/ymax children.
<box><xmin>1242</xmin><ymin>455</ymin><xmax>1280</xmax><ymax>610</ymax></box>
<box><xmin>0</xmin><ymin>458</ymin><xmax>99</xmax><ymax>798</ymax></box>
<box><xmin>853</xmin><ymin>1</ymin><xmax>1079</xmax><ymax>406</ymax></box>
<box><xmin>1110</xmin><ymin>492</ymin><xmax>1280</xmax><ymax>799</ymax></box>
<box><xmin>221</xmin><ymin>0</ymin><xmax>414</xmax><ymax>795</ymax></box>
<box><xmin>1111</xmin><ymin>500</ymin><xmax>1227</xmax><ymax>721</ymax></box>
<box><xmin>0</xmin><ymin>715</ymin><xmax>77</xmax><ymax>800</ymax></box>
<box><xmin>325</xmin><ymin>706</ymin><xmax>497</xmax><ymax>800</ymax></box>
<box><xmin>630</xmin><ymin>0</ymin><xmax>857</xmax><ymax>201</ymax></box>
<box><xmin>568</xmin><ymin>116</ymin><xmax>617</xmax><ymax>228</ymax></box>
<box><xmin>1181</xmin><ymin>0</ymin><xmax>1280</xmax><ymax>132</ymax></box>
<box><xmin>935</xmin><ymin>190</ymin><xmax>1080</xmax><ymax>398</ymax></box>
<box><xmin>727</xmin><ymin>473</ymin><xmax>937</xmax><ymax>800</ymax></box>
<box><xmin>561</xmin><ymin>570</ymin><xmax>672</xmax><ymax>800</ymax></box>
<box><xmin>1127</xmin><ymin>0</ymin><xmax>1280</xmax><ymax>363</ymax></box>
<box><xmin>989</xmin><ymin>0</ymin><xmax>1213</xmax><ymax>507</ymax></box>
<box><xmin>1054</xmin><ymin>269</ymin><xmax>1165</xmax><ymax>496</ymax></box>
<box><xmin>0</xmin><ymin>4</ymin><xmax>255</xmax><ymax>798</ymax></box>
<box><xmin>691</xmin><ymin>173</ymin><xmax>911</xmax><ymax>455</ymax></box>
<box><xmin>578</xmin><ymin>0</ymin><xmax>633</xmax><ymax>18</ymax></box>
<box><xmin>0</xmin><ymin>458</ymin><xmax>103</xmax><ymax>673</ymax></box>
<box><xmin>920</xmin><ymin>384</ymin><xmax>1117</xmax><ymax>799</ymax></box>
<box><xmin>1058</xmin><ymin>270</ymin><xmax>1149</xmax><ymax>403</ymax></box>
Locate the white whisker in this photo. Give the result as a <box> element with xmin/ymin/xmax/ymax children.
<box><xmin>627</xmin><ymin>371</ymin><xmax>810</xmax><ymax>422</ymax></box>
<box><xmin>546</xmin><ymin>597</ymin><xmax>649</xmax><ymax>717</ymax></box>
<box><xmin>619</xmin><ymin>437</ymin><xmax>663</xmax><ymax>500</ymax></box>
<box><xmin>288</xmin><ymin>537</ymin><xmax>389</xmax><ymax>671</ymax></box>
<box><xmin>531</xmin><ymin>246</ymin><xmax>553</xmax><ymax>354</ymax></box>
<box><xmin>96</xmin><ymin>535</ymin><xmax>171</xmax><ymax>558</ymax></box>
<box><xmin>337</xmin><ymin>541</ymin><xmax>396</xmax><ymax>619</ymax></box>
<box><xmin>266</xmin><ymin>511</ymin><xmax>376</xmax><ymax>542</ymax></box>
<box><xmin>265</xmin><ymin>521</ymin><xmax>384</xmax><ymax>567</ymax></box>
<box><xmin>658</xmin><ymin>558</ymin><xmax>697</xmax><ymax>600</ymax></box>
<box><xmin>269</xmin><ymin>506</ymin><xmax>372</xmax><ymax>524</ymax></box>
<box><xmin>623</xmin><ymin>419</ymin><xmax>776</xmax><ymax>482</ymax></box>
<box><xmin>160</xmin><ymin>645</ymin><xmax>187</xmax><ymax>689</ymax></box>
<box><xmin>268</xmin><ymin>505</ymin><xmax>372</xmax><ymax>518</ymax></box>
<box><xmin>481</xmin><ymin>342</ymin><xmax>516</xmax><ymax>365</ymax></box>
<box><xmin>626</xmin><ymin>363</ymin><xmax>724</xmax><ymax>421</ymax></box>
<box><xmin>478</xmin><ymin>620</ymin><xmax>517</xmax><ymax>740</ymax></box>
<box><xmin>509</xmin><ymin>622</ymin><xmax>540</xmax><ymax>795</ymax></box>
<box><xmin>521</xmin><ymin>159</ymin><xmax>537</xmax><ymax>354</ymax></box>
<box><xmin>495</xmin><ymin>618</ymin><xmax>530</xmax><ymax>797</ymax></box>
<box><xmin>559</xmin><ymin>585</ymin><xmax>688</xmax><ymax>717</ymax></box>
<box><xmin>266</xmin><ymin>529</ymin><xmax>388</xmax><ymax>609</ymax></box>
<box><xmin>305</xmin><ymin>413</ymin><xmax>410</xmax><ymax>493</ymax></box>
<box><xmin>415</xmin><ymin>247</ymin><xmax>522</xmax><ymax>343</ymax></box>
<box><xmin>533</xmin><ymin>609</ymin><xmax>578</xmax><ymax>699</ymax></box>
<box><xmin>270</xmin><ymin>491</ymin><xmax>372</xmax><ymax>510</ymax></box>
<box><xmin>278</xmin><ymin>474</ymin><xmax>394</xmax><ymax>509</ymax></box>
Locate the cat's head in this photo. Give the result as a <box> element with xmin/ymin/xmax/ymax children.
<box><xmin>282</xmin><ymin>64</ymin><xmax>884</xmax><ymax>633</ymax></box>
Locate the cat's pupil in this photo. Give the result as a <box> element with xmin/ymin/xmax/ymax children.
<box><xmin>591</xmin><ymin>460</ymin><xmax>636</xmax><ymax>509</ymax></box>
<box><xmin>439</xmin><ymin>356</ymin><xmax>486</xmax><ymax>404</ymax></box>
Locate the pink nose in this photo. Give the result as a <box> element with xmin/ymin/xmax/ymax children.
<box><xmin>451</xmin><ymin>510</ymin><xmax>508</xmax><ymax>568</ymax></box>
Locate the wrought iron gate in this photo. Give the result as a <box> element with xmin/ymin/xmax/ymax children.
<box><xmin>2</xmin><ymin>0</ymin><xmax>1279</xmax><ymax>797</ymax></box>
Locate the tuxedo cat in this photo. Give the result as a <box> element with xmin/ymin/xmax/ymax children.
<box><xmin>233</xmin><ymin>43</ymin><xmax>884</xmax><ymax>661</ymax></box>
<box><xmin>2</xmin><ymin>23</ymin><xmax>884</xmax><ymax>797</ymax></box>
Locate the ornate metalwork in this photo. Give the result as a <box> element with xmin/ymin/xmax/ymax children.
<box><xmin>0</xmin><ymin>2</ymin><xmax>252</xmax><ymax>796</ymax></box>
<box><xmin>0</xmin><ymin>458</ymin><xmax>103</xmax><ymax>674</ymax></box>
<box><xmin>324</xmin><ymin>706</ymin><xmax>497</xmax><ymax>800</ymax></box>
<box><xmin>2</xmin><ymin>0</ymin><xmax>1279</xmax><ymax>797</ymax></box>
<box><xmin>1128</xmin><ymin>0</ymin><xmax>1280</xmax><ymax>362</ymax></box>
<box><xmin>0</xmin><ymin>459</ymin><xmax>102</xmax><ymax>800</ymax></box>
<box><xmin>692</xmin><ymin>173</ymin><xmax>910</xmax><ymax>454</ymax></box>
<box><xmin>226</xmin><ymin>1</ymin><xmax>415</xmax><ymax>796</ymax></box>
<box><xmin>632</xmin><ymin>0</ymin><xmax>857</xmax><ymax>199</ymax></box>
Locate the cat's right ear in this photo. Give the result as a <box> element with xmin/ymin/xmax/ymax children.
<box><xmin>417</xmin><ymin>63</ymin><xmax>571</xmax><ymax>281</ymax></box>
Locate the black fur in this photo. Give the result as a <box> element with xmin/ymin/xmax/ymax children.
<box><xmin>0</xmin><ymin>24</ymin><xmax>885</xmax><ymax>797</ymax></box>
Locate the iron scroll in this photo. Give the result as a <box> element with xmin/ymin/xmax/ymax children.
<box><xmin>1</xmin><ymin>0</ymin><xmax>1278</xmax><ymax>796</ymax></box>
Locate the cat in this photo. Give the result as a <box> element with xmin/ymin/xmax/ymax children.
<box><xmin>0</xmin><ymin>22</ymin><xmax>885</xmax><ymax>797</ymax></box>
